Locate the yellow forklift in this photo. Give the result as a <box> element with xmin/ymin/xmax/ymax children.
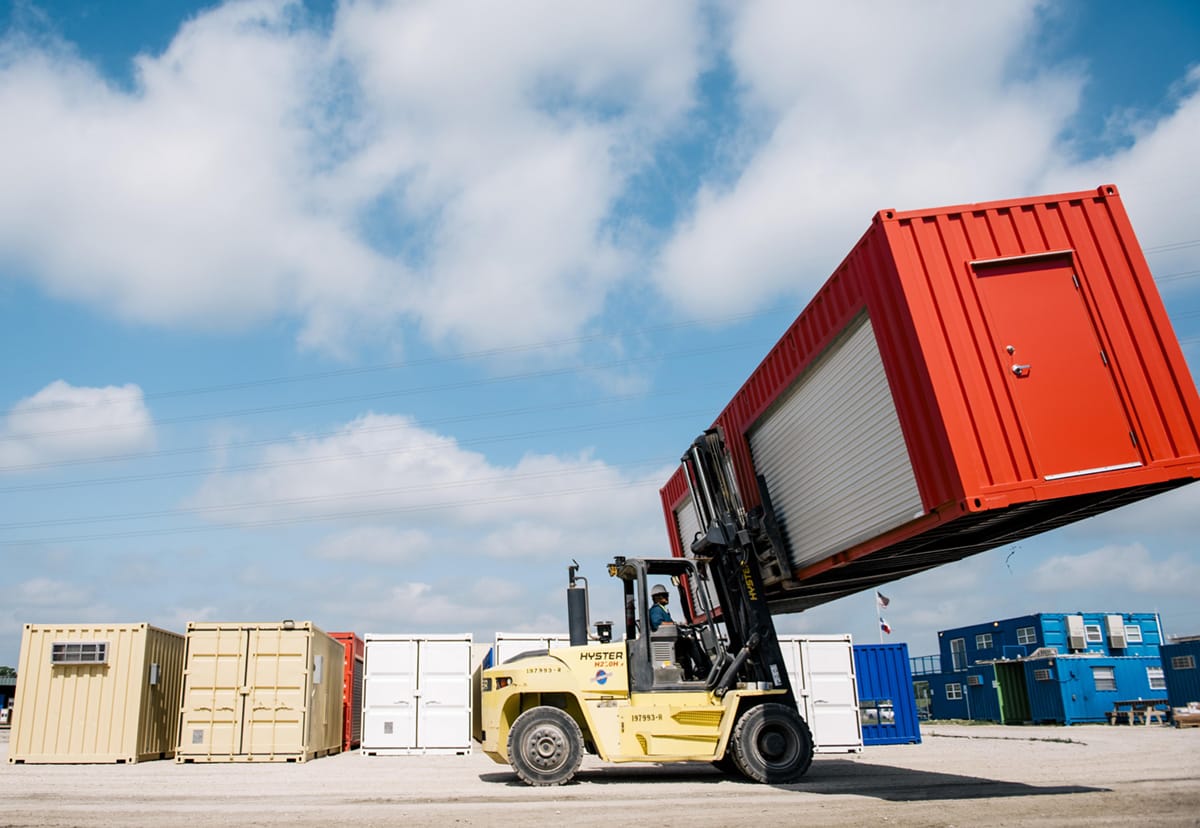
<box><xmin>480</xmin><ymin>429</ymin><xmax>813</xmax><ymax>785</ymax></box>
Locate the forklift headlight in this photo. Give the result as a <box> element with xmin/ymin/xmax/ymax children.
<box><xmin>495</xmin><ymin>676</ymin><xmax>513</xmax><ymax>689</ymax></box>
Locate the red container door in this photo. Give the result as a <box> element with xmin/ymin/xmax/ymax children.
<box><xmin>973</xmin><ymin>256</ymin><xmax>1142</xmax><ymax>480</ymax></box>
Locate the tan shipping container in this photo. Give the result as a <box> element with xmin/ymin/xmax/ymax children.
<box><xmin>8</xmin><ymin>623</ymin><xmax>185</xmax><ymax>764</ymax></box>
<box><xmin>176</xmin><ymin>621</ymin><xmax>343</xmax><ymax>763</ymax></box>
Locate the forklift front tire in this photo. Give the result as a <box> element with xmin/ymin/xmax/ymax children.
<box><xmin>507</xmin><ymin>706</ymin><xmax>584</xmax><ymax>786</ymax></box>
<box><xmin>731</xmin><ymin>703</ymin><xmax>813</xmax><ymax>784</ymax></box>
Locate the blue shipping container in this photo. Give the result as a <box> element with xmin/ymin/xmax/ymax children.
<box><xmin>854</xmin><ymin>643</ymin><xmax>921</xmax><ymax>744</ymax></box>
<box><xmin>1161</xmin><ymin>640</ymin><xmax>1200</xmax><ymax>709</ymax></box>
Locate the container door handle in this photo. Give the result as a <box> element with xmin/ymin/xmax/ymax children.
<box><xmin>1012</xmin><ymin>364</ymin><xmax>1031</xmax><ymax>377</ymax></box>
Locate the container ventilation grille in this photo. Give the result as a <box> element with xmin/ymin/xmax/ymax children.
<box><xmin>50</xmin><ymin>641</ymin><xmax>108</xmax><ymax>664</ymax></box>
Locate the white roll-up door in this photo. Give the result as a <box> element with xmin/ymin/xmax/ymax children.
<box><xmin>748</xmin><ymin>313</ymin><xmax>923</xmax><ymax>572</ymax></box>
<box><xmin>673</xmin><ymin>496</ymin><xmax>701</xmax><ymax>557</ymax></box>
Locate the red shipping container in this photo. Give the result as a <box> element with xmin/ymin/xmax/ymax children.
<box><xmin>661</xmin><ymin>185</ymin><xmax>1200</xmax><ymax>613</ymax></box>
<box><xmin>329</xmin><ymin>632</ymin><xmax>364</xmax><ymax>752</ymax></box>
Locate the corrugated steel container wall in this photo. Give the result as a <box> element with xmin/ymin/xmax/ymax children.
<box><xmin>1026</xmin><ymin>655</ymin><xmax>1164</xmax><ymax>724</ymax></box>
<box><xmin>9</xmin><ymin>623</ymin><xmax>184</xmax><ymax>764</ymax></box>
<box><xmin>176</xmin><ymin>622</ymin><xmax>343</xmax><ymax>763</ymax></box>
<box><xmin>362</xmin><ymin>634</ymin><xmax>473</xmax><ymax>755</ymax></box>
<box><xmin>853</xmin><ymin>643</ymin><xmax>921</xmax><ymax>744</ymax></box>
<box><xmin>662</xmin><ymin>185</ymin><xmax>1200</xmax><ymax>612</ymax></box>
<box><xmin>1023</xmin><ymin>659</ymin><xmax>1067</xmax><ymax>723</ymax></box>
<box><xmin>1162</xmin><ymin>641</ymin><xmax>1200</xmax><ymax>708</ymax></box>
<box><xmin>329</xmin><ymin>632</ymin><xmax>365</xmax><ymax>751</ymax></box>
<box><xmin>777</xmin><ymin>635</ymin><xmax>863</xmax><ymax>753</ymax></box>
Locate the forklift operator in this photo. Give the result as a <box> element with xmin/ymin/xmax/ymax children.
<box><xmin>649</xmin><ymin>583</ymin><xmax>673</xmax><ymax>630</ymax></box>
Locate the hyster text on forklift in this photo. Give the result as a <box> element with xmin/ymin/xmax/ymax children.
<box><xmin>479</xmin><ymin>429</ymin><xmax>813</xmax><ymax>786</ymax></box>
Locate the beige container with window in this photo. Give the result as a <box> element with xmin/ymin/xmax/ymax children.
<box><xmin>176</xmin><ymin>621</ymin><xmax>343</xmax><ymax>763</ymax></box>
<box><xmin>8</xmin><ymin>623</ymin><xmax>185</xmax><ymax>764</ymax></box>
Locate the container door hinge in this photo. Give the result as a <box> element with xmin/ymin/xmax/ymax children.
<box><xmin>1072</xmin><ymin>272</ymin><xmax>1081</xmax><ymax>289</ymax></box>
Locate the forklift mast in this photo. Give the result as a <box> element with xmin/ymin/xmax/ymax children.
<box><xmin>682</xmin><ymin>428</ymin><xmax>794</xmax><ymax>700</ymax></box>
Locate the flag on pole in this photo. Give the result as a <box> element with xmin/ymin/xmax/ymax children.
<box><xmin>876</xmin><ymin>590</ymin><xmax>890</xmax><ymax>609</ymax></box>
<box><xmin>880</xmin><ymin>617</ymin><xmax>892</xmax><ymax>635</ymax></box>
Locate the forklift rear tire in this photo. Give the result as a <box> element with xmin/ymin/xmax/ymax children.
<box><xmin>507</xmin><ymin>706</ymin><xmax>584</xmax><ymax>786</ymax></box>
<box><xmin>731</xmin><ymin>703</ymin><xmax>813</xmax><ymax>784</ymax></box>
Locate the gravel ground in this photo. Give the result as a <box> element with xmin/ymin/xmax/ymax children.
<box><xmin>1</xmin><ymin>724</ymin><xmax>1198</xmax><ymax>827</ymax></box>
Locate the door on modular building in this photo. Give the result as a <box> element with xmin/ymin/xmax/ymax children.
<box><xmin>994</xmin><ymin>661</ymin><xmax>1031</xmax><ymax>725</ymax></box>
<box><xmin>973</xmin><ymin>256</ymin><xmax>1142</xmax><ymax>481</ymax></box>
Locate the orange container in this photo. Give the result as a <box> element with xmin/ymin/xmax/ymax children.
<box><xmin>662</xmin><ymin>185</ymin><xmax>1200</xmax><ymax>612</ymax></box>
<box><xmin>329</xmin><ymin>632</ymin><xmax>364</xmax><ymax>752</ymax></box>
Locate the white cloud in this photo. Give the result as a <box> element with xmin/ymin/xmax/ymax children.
<box><xmin>0</xmin><ymin>380</ymin><xmax>154</xmax><ymax>468</ymax></box>
<box><xmin>1028</xmin><ymin>542</ymin><xmax>1200</xmax><ymax>596</ymax></box>
<box><xmin>655</xmin><ymin>1</ymin><xmax>1083</xmax><ymax>316</ymax></box>
<box><xmin>0</xmin><ymin>0</ymin><xmax>705</xmax><ymax>353</ymax></box>
<box><xmin>310</xmin><ymin>525</ymin><xmax>433</xmax><ymax>564</ymax></box>
<box><xmin>189</xmin><ymin>412</ymin><xmax>668</xmax><ymax>559</ymax></box>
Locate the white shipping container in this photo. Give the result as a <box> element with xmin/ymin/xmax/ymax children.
<box><xmin>362</xmin><ymin>634</ymin><xmax>473</xmax><ymax>755</ymax></box>
<box><xmin>777</xmin><ymin>634</ymin><xmax>863</xmax><ymax>754</ymax></box>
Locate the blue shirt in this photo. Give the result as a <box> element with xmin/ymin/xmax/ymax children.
<box><xmin>649</xmin><ymin>602</ymin><xmax>672</xmax><ymax>631</ymax></box>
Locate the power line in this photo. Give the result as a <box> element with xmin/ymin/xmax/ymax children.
<box><xmin>0</xmin><ymin>455</ymin><xmax>677</xmax><ymax>531</ymax></box>
<box><xmin>0</xmin><ymin>338</ymin><xmax>763</xmax><ymax>443</ymax></box>
<box><xmin>0</xmin><ymin>380</ymin><xmax>731</xmax><ymax>475</ymax></box>
<box><xmin>9</xmin><ymin>306</ymin><xmax>793</xmax><ymax>415</ymax></box>
<box><xmin>0</xmin><ymin>477</ymin><xmax>666</xmax><ymax>547</ymax></box>
<box><xmin>0</xmin><ymin>408</ymin><xmax>710</xmax><ymax>493</ymax></box>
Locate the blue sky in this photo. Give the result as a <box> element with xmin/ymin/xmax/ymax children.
<box><xmin>2</xmin><ymin>0</ymin><xmax>1199</xmax><ymax>667</ymax></box>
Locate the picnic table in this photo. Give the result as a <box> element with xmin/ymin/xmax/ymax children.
<box><xmin>1107</xmin><ymin>698</ymin><xmax>1168</xmax><ymax>725</ymax></box>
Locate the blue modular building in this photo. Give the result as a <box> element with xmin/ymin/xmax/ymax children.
<box><xmin>1161</xmin><ymin>638</ymin><xmax>1200</xmax><ymax>709</ymax></box>
<box><xmin>853</xmin><ymin>643</ymin><xmax>921</xmax><ymax>745</ymax></box>
<box><xmin>913</xmin><ymin>612</ymin><xmax>1165</xmax><ymax>724</ymax></box>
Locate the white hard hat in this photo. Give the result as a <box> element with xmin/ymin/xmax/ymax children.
<box><xmin>650</xmin><ymin>583</ymin><xmax>669</xmax><ymax>597</ymax></box>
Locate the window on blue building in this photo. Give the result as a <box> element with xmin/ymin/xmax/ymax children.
<box><xmin>946</xmin><ymin>683</ymin><xmax>963</xmax><ymax>700</ymax></box>
<box><xmin>1092</xmin><ymin>666</ymin><xmax>1116</xmax><ymax>691</ymax></box>
<box><xmin>975</xmin><ymin>633</ymin><xmax>993</xmax><ymax>650</ymax></box>
<box><xmin>1016</xmin><ymin>626</ymin><xmax>1037</xmax><ymax>645</ymax></box>
<box><xmin>1124</xmin><ymin>625</ymin><xmax>1143</xmax><ymax>644</ymax></box>
<box><xmin>1147</xmin><ymin>667</ymin><xmax>1166</xmax><ymax>691</ymax></box>
<box><xmin>1172</xmin><ymin>655</ymin><xmax>1196</xmax><ymax>670</ymax></box>
<box><xmin>1085</xmin><ymin>624</ymin><xmax>1103</xmax><ymax>644</ymax></box>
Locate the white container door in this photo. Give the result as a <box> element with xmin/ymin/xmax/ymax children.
<box><xmin>800</xmin><ymin>638</ymin><xmax>862</xmax><ymax>751</ymax></box>
<box><xmin>363</xmin><ymin>639</ymin><xmax>418</xmax><ymax>749</ymax></box>
<box><xmin>415</xmin><ymin>639</ymin><xmax>471</xmax><ymax>750</ymax></box>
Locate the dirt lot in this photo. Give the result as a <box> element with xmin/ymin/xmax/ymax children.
<box><xmin>1</xmin><ymin>724</ymin><xmax>1198</xmax><ymax>827</ymax></box>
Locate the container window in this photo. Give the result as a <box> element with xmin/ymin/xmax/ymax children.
<box><xmin>1091</xmin><ymin>666</ymin><xmax>1117</xmax><ymax>691</ymax></box>
<box><xmin>859</xmin><ymin>699</ymin><xmax>896</xmax><ymax>726</ymax></box>
<box><xmin>975</xmin><ymin>633</ymin><xmax>993</xmax><ymax>650</ymax></box>
<box><xmin>1084</xmin><ymin>624</ymin><xmax>1103</xmax><ymax>644</ymax></box>
<box><xmin>1123</xmin><ymin>625</ymin><xmax>1143</xmax><ymax>644</ymax></box>
<box><xmin>1033</xmin><ymin>669</ymin><xmax>1052</xmax><ymax>681</ymax></box>
<box><xmin>950</xmin><ymin>638</ymin><xmax>967</xmax><ymax>671</ymax></box>
<box><xmin>50</xmin><ymin>641</ymin><xmax>108</xmax><ymax>664</ymax></box>
<box><xmin>946</xmin><ymin>683</ymin><xmax>963</xmax><ymax>700</ymax></box>
<box><xmin>1171</xmin><ymin>655</ymin><xmax>1196</xmax><ymax>670</ymax></box>
<box><xmin>1017</xmin><ymin>627</ymin><xmax>1037</xmax><ymax>645</ymax></box>
<box><xmin>1147</xmin><ymin>667</ymin><xmax>1166</xmax><ymax>691</ymax></box>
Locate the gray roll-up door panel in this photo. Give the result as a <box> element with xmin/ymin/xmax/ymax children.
<box><xmin>673</xmin><ymin>496</ymin><xmax>721</xmax><ymax>616</ymax></box>
<box><xmin>748</xmin><ymin>312</ymin><xmax>923</xmax><ymax>572</ymax></box>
